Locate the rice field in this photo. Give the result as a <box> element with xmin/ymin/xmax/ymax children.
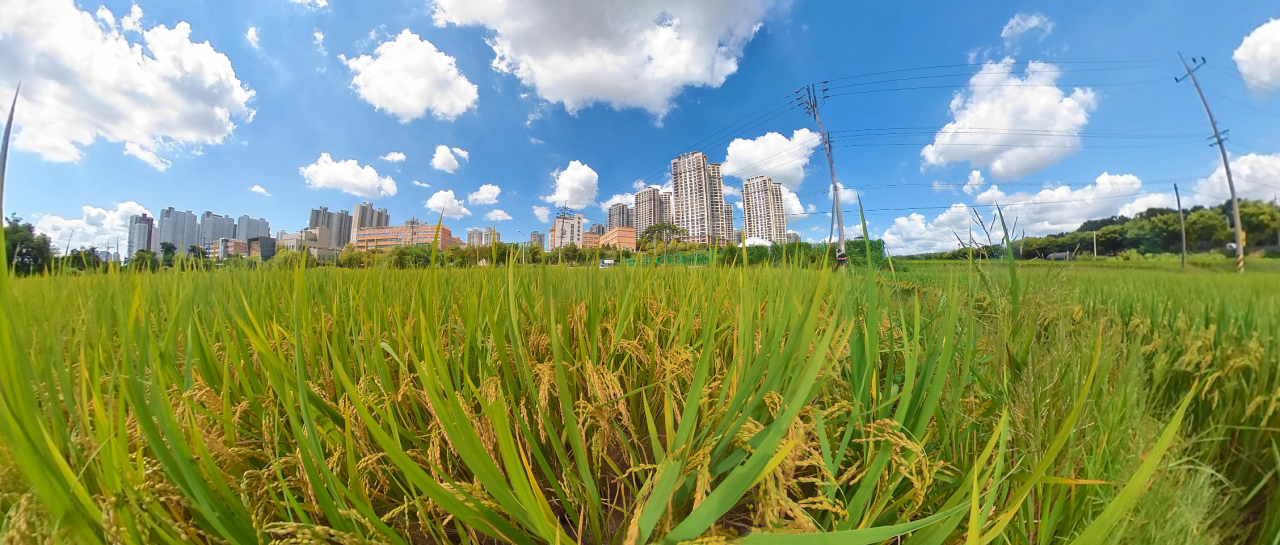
<box><xmin>0</xmin><ymin>256</ymin><xmax>1276</xmax><ymax>544</ymax></box>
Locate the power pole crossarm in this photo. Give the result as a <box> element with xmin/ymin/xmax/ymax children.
<box><xmin>1178</xmin><ymin>53</ymin><xmax>1245</xmax><ymax>273</ymax></box>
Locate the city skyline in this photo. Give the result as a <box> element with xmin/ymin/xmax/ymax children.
<box><xmin>5</xmin><ymin>1</ymin><xmax>1280</xmax><ymax>255</ymax></box>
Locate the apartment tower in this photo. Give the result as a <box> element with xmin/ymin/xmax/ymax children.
<box><xmin>158</xmin><ymin>208</ymin><xmax>200</xmax><ymax>253</ymax></box>
<box><xmin>350</xmin><ymin>202</ymin><xmax>390</xmax><ymax>243</ymax></box>
<box><xmin>742</xmin><ymin>176</ymin><xmax>788</xmax><ymax>244</ymax></box>
<box><xmin>126</xmin><ymin>214</ymin><xmax>155</xmax><ymax>258</ymax></box>
<box><xmin>606</xmin><ymin>202</ymin><xmax>634</xmax><ymax>231</ymax></box>
<box><xmin>671</xmin><ymin>152</ymin><xmax>733</xmax><ymax>245</ymax></box>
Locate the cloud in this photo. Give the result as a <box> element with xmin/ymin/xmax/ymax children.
<box><xmin>412</xmin><ymin>180</ymin><xmax>431</xmax><ymax>188</ymax></box>
<box><xmin>484</xmin><ymin>209</ymin><xmax>513</xmax><ymax>221</ymax></box>
<box><xmin>249</xmin><ymin>184</ymin><xmax>271</xmax><ymax>196</ymax></box>
<box><xmin>300</xmin><ymin>153</ymin><xmax>398</xmax><ymax>198</ymax></box>
<box><xmin>451</xmin><ymin>147</ymin><xmax>469</xmax><ymax>161</ymax></box>
<box><xmin>779</xmin><ymin>187</ymin><xmax>804</xmax><ymax>217</ymax></box>
<box><xmin>932</xmin><ymin>181</ymin><xmax>952</xmax><ymax>193</ymax></box>
<box><xmin>722</xmin><ymin>129</ymin><xmax>821</xmax><ymax>190</ymax></box>
<box><xmin>722</xmin><ymin>184</ymin><xmax>742</xmax><ymax>198</ymax></box>
<box><xmin>430</xmin><ymin>0</ymin><xmax>788</xmax><ymax>118</ymax></box>
<box><xmin>428</xmin><ymin>145</ymin><xmax>462</xmax><ymax>173</ymax></box>
<box><xmin>426</xmin><ymin>189</ymin><xmax>471</xmax><ymax>218</ymax></box>
<box><xmin>246</xmin><ymin>26</ymin><xmax>260</xmax><ymax>49</ymax></box>
<box><xmin>290</xmin><ymin>0</ymin><xmax>328</xmax><ymax>8</ymax></box>
<box><xmin>468</xmin><ymin>184</ymin><xmax>502</xmax><ymax>204</ymax></box>
<box><xmin>33</xmin><ymin>201</ymin><xmax>150</xmax><ymax>250</ymax></box>
<box><xmin>599</xmin><ymin>192</ymin><xmax>636</xmax><ymax>212</ymax></box>
<box><xmin>1001</xmin><ymin>13</ymin><xmax>1054</xmax><ymax>46</ymax></box>
<box><xmin>1191</xmin><ymin>152</ymin><xmax>1280</xmax><ymax>204</ymax></box>
<box><xmin>1233</xmin><ymin>19</ymin><xmax>1280</xmax><ymax>94</ymax></box>
<box><xmin>313</xmin><ymin>30</ymin><xmax>326</xmax><ymax>56</ymax></box>
<box><xmin>879</xmin><ymin>172</ymin><xmax>1181</xmax><ymax>254</ymax></box>
<box><xmin>0</xmin><ymin>2</ymin><xmax>255</xmax><ymax>169</ymax></box>
<box><xmin>542</xmin><ymin>160</ymin><xmax>599</xmax><ymax>209</ymax></box>
<box><xmin>528</xmin><ymin>136</ymin><xmax>545</xmax><ymax>145</ymax></box>
<box><xmin>345</xmin><ymin>29</ymin><xmax>479</xmax><ymax>122</ymax></box>
<box><xmin>380</xmin><ymin>152</ymin><xmax>406</xmax><ymax>162</ymax></box>
<box><xmin>921</xmin><ymin>58</ymin><xmax>1096</xmax><ymax>180</ymax></box>
<box><xmin>533</xmin><ymin>206</ymin><xmax>551</xmax><ymax>223</ymax></box>
<box><xmin>830</xmin><ymin>182</ymin><xmax>858</xmax><ymax>204</ymax></box>
<box><xmin>882</xmin><ymin>204</ymin><xmax>975</xmax><ymax>255</ymax></box>
<box><xmin>806</xmin><ymin>203</ymin><xmax>818</xmax><ymax>214</ymax></box>
<box><xmin>963</xmin><ymin>170</ymin><xmax>986</xmax><ymax>195</ymax></box>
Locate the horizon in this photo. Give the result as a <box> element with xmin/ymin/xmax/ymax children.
<box><xmin>3</xmin><ymin>0</ymin><xmax>1279</xmax><ymax>255</ymax></box>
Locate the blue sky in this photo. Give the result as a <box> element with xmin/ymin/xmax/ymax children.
<box><xmin>4</xmin><ymin>0</ymin><xmax>1280</xmax><ymax>254</ymax></box>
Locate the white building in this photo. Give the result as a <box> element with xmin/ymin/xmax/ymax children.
<box><xmin>158</xmin><ymin>208</ymin><xmax>200</xmax><ymax>254</ymax></box>
<box><xmin>635</xmin><ymin>187</ymin><xmax>663</xmax><ymax>236</ymax></box>
<box><xmin>351</xmin><ymin>202</ymin><xmax>390</xmax><ymax>243</ymax></box>
<box><xmin>550</xmin><ymin>213</ymin><xmax>584</xmax><ymax>249</ymax></box>
<box><xmin>671</xmin><ymin>152</ymin><xmax>733</xmax><ymax>245</ymax></box>
<box><xmin>308</xmin><ymin>207</ymin><xmax>352</xmax><ymax>248</ymax></box>
<box><xmin>607</xmin><ymin>202</ymin><xmax>634</xmax><ymax>231</ymax></box>
<box><xmin>237</xmin><ymin>215</ymin><xmax>271</xmax><ymax>242</ymax></box>
<box><xmin>483</xmin><ymin>227</ymin><xmax>500</xmax><ymax>245</ymax></box>
<box><xmin>126</xmin><ymin>214</ymin><xmax>155</xmax><ymax>258</ymax></box>
<box><xmin>742</xmin><ymin>176</ymin><xmax>788</xmax><ymax>244</ymax></box>
<box><xmin>466</xmin><ymin>227</ymin><xmax>484</xmax><ymax>247</ymax></box>
<box><xmin>200</xmin><ymin>212</ymin><xmax>237</xmax><ymax>244</ymax></box>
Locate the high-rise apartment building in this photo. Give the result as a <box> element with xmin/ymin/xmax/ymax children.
<box><xmin>308</xmin><ymin>207</ymin><xmax>352</xmax><ymax>248</ymax></box>
<box><xmin>529</xmin><ymin>231</ymin><xmax>546</xmax><ymax>250</ymax></box>
<box><xmin>660</xmin><ymin>192</ymin><xmax>674</xmax><ymax>225</ymax></box>
<box><xmin>466</xmin><ymin>228</ymin><xmax>484</xmax><ymax>247</ymax></box>
<box><xmin>483</xmin><ymin>227</ymin><xmax>500</xmax><ymax>245</ymax></box>
<box><xmin>126</xmin><ymin>214</ymin><xmax>154</xmax><ymax>258</ymax></box>
<box><xmin>671</xmin><ymin>152</ymin><xmax>733</xmax><ymax>245</ymax></box>
<box><xmin>550</xmin><ymin>213</ymin><xmax>584</xmax><ymax>249</ymax></box>
<box><xmin>237</xmin><ymin>215</ymin><xmax>271</xmax><ymax>242</ymax></box>
<box><xmin>587</xmin><ymin>223</ymin><xmax>606</xmax><ymax>236</ymax></box>
<box><xmin>742</xmin><ymin>176</ymin><xmax>788</xmax><ymax>244</ymax></box>
<box><xmin>785</xmin><ymin>232</ymin><xmax>801</xmax><ymax>244</ymax></box>
<box><xmin>200</xmin><ymin>212</ymin><xmax>237</xmax><ymax>244</ymax></box>
<box><xmin>158</xmin><ymin>208</ymin><xmax>200</xmax><ymax>254</ymax></box>
<box><xmin>635</xmin><ymin>187</ymin><xmax>666</xmax><ymax>235</ymax></box>
<box><xmin>607</xmin><ymin>202</ymin><xmax>634</xmax><ymax>231</ymax></box>
<box><xmin>351</xmin><ymin>202</ymin><xmax>390</xmax><ymax>243</ymax></box>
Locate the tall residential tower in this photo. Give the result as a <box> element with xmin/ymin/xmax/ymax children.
<box><xmin>742</xmin><ymin>176</ymin><xmax>788</xmax><ymax>244</ymax></box>
<box><xmin>671</xmin><ymin>152</ymin><xmax>733</xmax><ymax>245</ymax></box>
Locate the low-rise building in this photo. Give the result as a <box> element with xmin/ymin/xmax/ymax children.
<box><xmin>248</xmin><ymin>237</ymin><xmax>276</xmax><ymax>261</ymax></box>
<box><xmin>204</xmin><ymin>238</ymin><xmax>248</xmax><ymax>260</ymax></box>
<box><xmin>601</xmin><ymin>226</ymin><xmax>637</xmax><ymax>251</ymax></box>
<box><xmin>582</xmin><ymin>231</ymin><xmax>600</xmax><ymax>249</ymax></box>
<box><xmin>355</xmin><ymin>219</ymin><xmax>463</xmax><ymax>251</ymax></box>
<box><xmin>279</xmin><ymin>226</ymin><xmax>338</xmax><ymax>261</ymax></box>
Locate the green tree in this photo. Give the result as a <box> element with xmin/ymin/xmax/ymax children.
<box><xmin>5</xmin><ymin>215</ymin><xmax>54</xmax><ymax>276</ymax></box>
<box><xmin>128</xmin><ymin>250</ymin><xmax>159</xmax><ymax>272</ymax></box>
<box><xmin>641</xmin><ymin>222</ymin><xmax>688</xmax><ymax>265</ymax></box>
<box><xmin>1238</xmin><ymin>199</ymin><xmax>1280</xmax><ymax>247</ymax></box>
<box><xmin>1185</xmin><ymin>209</ymin><xmax>1232</xmax><ymax>250</ymax></box>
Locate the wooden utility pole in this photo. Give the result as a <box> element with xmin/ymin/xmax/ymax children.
<box><xmin>1092</xmin><ymin>231</ymin><xmax>1097</xmax><ymax>257</ymax></box>
<box><xmin>1175</xmin><ymin>184</ymin><xmax>1187</xmax><ymax>270</ymax></box>
<box><xmin>1178</xmin><ymin>53</ymin><xmax>1245</xmax><ymax>273</ymax></box>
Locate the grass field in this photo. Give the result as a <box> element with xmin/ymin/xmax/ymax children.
<box><xmin>0</xmin><ymin>257</ymin><xmax>1276</xmax><ymax>544</ymax></box>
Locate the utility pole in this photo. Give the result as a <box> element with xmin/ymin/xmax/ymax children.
<box><xmin>1177</xmin><ymin>53</ymin><xmax>1245</xmax><ymax>273</ymax></box>
<box><xmin>1175</xmin><ymin>184</ymin><xmax>1187</xmax><ymax>270</ymax></box>
<box><xmin>797</xmin><ymin>83</ymin><xmax>845</xmax><ymax>247</ymax></box>
<box><xmin>1092</xmin><ymin>231</ymin><xmax>1097</xmax><ymax>258</ymax></box>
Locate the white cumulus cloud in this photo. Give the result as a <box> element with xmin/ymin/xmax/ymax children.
<box><xmin>1234</xmin><ymin>19</ymin><xmax>1280</xmax><ymax>94</ymax></box>
<box><xmin>922</xmin><ymin>58</ymin><xmax>1096</xmax><ymax>180</ymax></box>
<box><xmin>599</xmin><ymin>192</ymin><xmax>636</xmax><ymax>212</ymax></box>
<box><xmin>533</xmin><ymin>205</ymin><xmax>551</xmax><ymax>223</ymax></box>
<box><xmin>1001</xmin><ymin>13</ymin><xmax>1054</xmax><ymax>46</ymax></box>
<box><xmin>431</xmin><ymin>145</ymin><xmax>466</xmax><ymax>173</ymax></box>
<box><xmin>380</xmin><ymin>151</ymin><xmax>406</xmax><ymax>162</ymax></box>
<box><xmin>250</xmin><ymin>184</ymin><xmax>271</xmax><ymax>196</ymax></box>
<box><xmin>973</xmin><ymin>173</ymin><xmax>1147</xmax><ymax>235</ymax></box>
<box><xmin>0</xmin><ymin>1</ymin><xmax>255</xmax><ymax>169</ymax></box>
<box><xmin>426</xmin><ymin>189</ymin><xmax>471</xmax><ymax>218</ymax></box>
<box><xmin>484</xmin><ymin>209</ymin><xmax>513</xmax><ymax>221</ymax></box>
<box><xmin>300</xmin><ymin>153</ymin><xmax>397</xmax><ymax>198</ymax></box>
<box><xmin>451</xmin><ymin>147</ymin><xmax>469</xmax><ymax>161</ymax></box>
<box><xmin>882</xmin><ymin>204</ymin><xmax>975</xmax><ymax>255</ymax></box>
<box><xmin>33</xmin><ymin>201</ymin><xmax>151</xmax><ymax>250</ymax></box>
<box><xmin>721</xmin><ymin>129</ymin><xmax>821</xmax><ymax>191</ymax></box>
<box><xmin>779</xmin><ymin>187</ymin><xmax>805</xmax><ymax>217</ymax></box>
<box><xmin>345</xmin><ymin>30</ymin><xmax>478</xmax><ymax>122</ymax></box>
<box><xmin>290</xmin><ymin>0</ymin><xmax>328</xmax><ymax>9</ymax></box>
<box><xmin>468</xmin><ymin>184</ymin><xmax>501</xmax><ymax>204</ymax></box>
<box><xmin>246</xmin><ymin>26</ymin><xmax>260</xmax><ymax>49</ymax></box>
<box><xmin>412</xmin><ymin>180</ymin><xmax>430</xmax><ymax>188</ymax></box>
<box><xmin>963</xmin><ymin>170</ymin><xmax>987</xmax><ymax>195</ymax></box>
<box><xmin>313</xmin><ymin>30</ymin><xmax>326</xmax><ymax>55</ymax></box>
<box><xmin>430</xmin><ymin>0</ymin><xmax>789</xmax><ymax>118</ymax></box>
<box><xmin>542</xmin><ymin>160</ymin><xmax>599</xmax><ymax>209</ymax></box>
